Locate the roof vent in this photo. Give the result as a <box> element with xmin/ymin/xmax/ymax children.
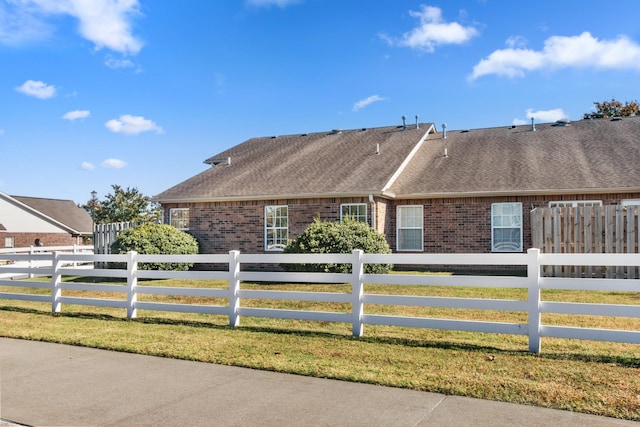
<box><xmin>553</xmin><ymin>119</ymin><xmax>571</xmax><ymax>126</ymax></box>
<box><xmin>206</xmin><ymin>157</ymin><xmax>231</xmax><ymax>167</ymax></box>
<box><xmin>415</xmin><ymin>115</ymin><xmax>419</xmax><ymax>130</ymax></box>
<box><xmin>531</xmin><ymin>117</ymin><xmax>536</xmax><ymax>132</ymax></box>
<box><xmin>442</xmin><ymin>123</ymin><xmax>447</xmax><ymax>139</ymax></box>
<box><xmin>402</xmin><ymin>115</ymin><xmax>407</xmax><ymax>131</ymax></box>
<box><xmin>611</xmin><ymin>116</ymin><xmax>623</xmax><ymax>121</ymax></box>
<box><xmin>330</xmin><ymin>128</ymin><xmax>342</xmax><ymax>134</ymax></box>
<box><xmin>460</xmin><ymin>129</ymin><xmax>469</xmax><ymax>133</ymax></box>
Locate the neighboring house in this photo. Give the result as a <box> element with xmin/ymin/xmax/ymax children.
<box><xmin>0</xmin><ymin>193</ymin><xmax>93</xmax><ymax>249</ymax></box>
<box><xmin>154</xmin><ymin>116</ymin><xmax>640</xmax><ymax>255</ymax></box>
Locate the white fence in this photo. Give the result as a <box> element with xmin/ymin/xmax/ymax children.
<box><xmin>0</xmin><ymin>249</ymin><xmax>639</xmax><ymax>354</ymax></box>
<box><xmin>0</xmin><ymin>245</ymin><xmax>94</xmax><ymax>278</ymax></box>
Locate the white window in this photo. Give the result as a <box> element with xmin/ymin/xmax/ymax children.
<box><xmin>265</xmin><ymin>205</ymin><xmax>288</xmax><ymax>251</ymax></box>
<box><xmin>548</xmin><ymin>200</ymin><xmax>602</xmax><ymax>208</ymax></box>
<box><xmin>397</xmin><ymin>205</ymin><xmax>423</xmax><ymax>251</ymax></box>
<box><xmin>4</xmin><ymin>237</ymin><xmax>14</xmax><ymax>248</ymax></box>
<box><xmin>622</xmin><ymin>199</ymin><xmax>640</xmax><ymax>206</ymax></box>
<box><xmin>169</xmin><ymin>208</ymin><xmax>189</xmax><ymax>230</ymax></box>
<box><xmin>340</xmin><ymin>203</ymin><xmax>367</xmax><ymax>223</ymax></box>
<box><xmin>491</xmin><ymin>203</ymin><xmax>522</xmax><ymax>252</ymax></box>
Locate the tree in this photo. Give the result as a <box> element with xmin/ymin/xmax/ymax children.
<box><xmin>282</xmin><ymin>217</ymin><xmax>392</xmax><ymax>274</ymax></box>
<box><xmin>83</xmin><ymin>185</ymin><xmax>160</xmax><ymax>224</ymax></box>
<box><xmin>592</xmin><ymin>98</ymin><xmax>639</xmax><ymax>118</ymax></box>
<box><xmin>110</xmin><ymin>223</ymin><xmax>199</xmax><ymax>271</ymax></box>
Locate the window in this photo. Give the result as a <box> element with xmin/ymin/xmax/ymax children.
<box><xmin>491</xmin><ymin>203</ymin><xmax>522</xmax><ymax>252</ymax></box>
<box><xmin>265</xmin><ymin>205</ymin><xmax>288</xmax><ymax>250</ymax></box>
<box><xmin>397</xmin><ymin>205</ymin><xmax>423</xmax><ymax>251</ymax></box>
<box><xmin>622</xmin><ymin>199</ymin><xmax>640</xmax><ymax>206</ymax></box>
<box><xmin>548</xmin><ymin>200</ymin><xmax>602</xmax><ymax>208</ymax></box>
<box><xmin>4</xmin><ymin>237</ymin><xmax>14</xmax><ymax>249</ymax></box>
<box><xmin>340</xmin><ymin>203</ymin><xmax>367</xmax><ymax>223</ymax></box>
<box><xmin>169</xmin><ymin>208</ymin><xmax>189</xmax><ymax>230</ymax></box>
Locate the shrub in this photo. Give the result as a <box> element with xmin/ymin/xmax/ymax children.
<box><xmin>282</xmin><ymin>218</ymin><xmax>392</xmax><ymax>274</ymax></box>
<box><xmin>110</xmin><ymin>223</ymin><xmax>199</xmax><ymax>271</ymax></box>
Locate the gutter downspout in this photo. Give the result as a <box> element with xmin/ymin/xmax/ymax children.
<box><xmin>369</xmin><ymin>194</ymin><xmax>376</xmax><ymax>232</ymax></box>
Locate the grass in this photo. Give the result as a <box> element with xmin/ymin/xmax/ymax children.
<box><xmin>0</xmin><ymin>275</ymin><xmax>639</xmax><ymax>421</ymax></box>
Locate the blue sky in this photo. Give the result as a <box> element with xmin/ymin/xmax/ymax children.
<box><xmin>2</xmin><ymin>0</ymin><xmax>640</xmax><ymax>205</ymax></box>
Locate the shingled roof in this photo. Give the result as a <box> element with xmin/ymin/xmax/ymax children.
<box><xmin>155</xmin><ymin>116</ymin><xmax>640</xmax><ymax>203</ymax></box>
<box><xmin>10</xmin><ymin>195</ymin><xmax>93</xmax><ymax>234</ymax></box>
<box><xmin>389</xmin><ymin>116</ymin><xmax>640</xmax><ymax>198</ymax></box>
<box><xmin>155</xmin><ymin>124</ymin><xmax>435</xmax><ymax>202</ymax></box>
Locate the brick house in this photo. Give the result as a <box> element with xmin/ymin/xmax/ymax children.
<box><xmin>154</xmin><ymin>116</ymin><xmax>640</xmax><ymax>255</ymax></box>
<box><xmin>0</xmin><ymin>193</ymin><xmax>93</xmax><ymax>249</ymax></box>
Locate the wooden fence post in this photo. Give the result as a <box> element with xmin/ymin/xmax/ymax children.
<box><xmin>351</xmin><ymin>249</ymin><xmax>364</xmax><ymax>337</ymax></box>
<box><xmin>51</xmin><ymin>252</ymin><xmax>62</xmax><ymax>313</ymax></box>
<box><xmin>527</xmin><ymin>248</ymin><xmax>541</xmax><ymax>353</ymax></box>
<box><xmin>229</xmin><ymin>250</ymin><xmax>240</xmax><ymax>327</ymax></box>
<box><xmin>127</xmin><ymin>251</ymin><xmax>138</xmax><ymax>319</ymax></box>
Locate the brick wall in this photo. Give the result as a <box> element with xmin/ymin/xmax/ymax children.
<box><xmin>0</xmin><ymin>232</ymin><xmax>80</xmax><ymax>249</ymax></box>
<box><xmin>163</xmin><ymin>192</ymin><xmax>640</xmax><ymax>255</ymax></box>
<box><xmin>163</xmin><ymin>197</ymin><xmax>372</xmax><ymax>254</ymax></box>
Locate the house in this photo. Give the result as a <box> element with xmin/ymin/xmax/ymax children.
<box><xmin>0</xmin><ymin>192</ymin><xmax>93</xmax><ymax>249</ymax></box>
<box><xmin>154</xmin><ymin>116</ymin><xmax>640</xmax><ymax>255</ymax></box>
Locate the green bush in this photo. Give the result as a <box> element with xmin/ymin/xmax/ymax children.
<box><xmin>282</xmin><ymin>218</ymin><xmax>392</xmax><ymax>274</ymax></box>
<box><xmin>110</xmin><ymin>223</ymin><xmax>199</xmax><ymax>271</ymax></box>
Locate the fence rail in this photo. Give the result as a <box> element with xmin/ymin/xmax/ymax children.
<box><xmin>1</xmin><ymin>249</ymin><xmax>639</xmax><ymax>353</ymax></box>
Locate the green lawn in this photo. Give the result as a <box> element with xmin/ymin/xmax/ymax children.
<box><xmin>0</xmin><ymin>276</ymin><xmax>639</xmax><ymax>421</ymax></box>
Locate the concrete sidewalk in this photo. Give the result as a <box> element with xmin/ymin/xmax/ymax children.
<box><xmin>0</xmin><ymin>338</ymin><xmax>636</xmax><ymax>426</ymax></box>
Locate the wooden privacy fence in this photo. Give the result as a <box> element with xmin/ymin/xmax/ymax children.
<box><xmin>1</xmin><ymin>249</ymin><xmax>639</xmax><ymax>354</ymax></box>
<box><xmin>93</xmin><ymin>222</ymin><xmax>141</xmax><ymax>256</ymax></box>
<box><xmin>531</xmin><ymin>205</ymin><xmax>640</xmax><ymax>278</ymax></box>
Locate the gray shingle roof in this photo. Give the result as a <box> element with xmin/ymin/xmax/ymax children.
<box><xmin>389</xmin><ymin>116</ymin><xmax>640</xmax><ymax>198</ymax></box>
<box><xmin>12</xmin><ymin>196</ymin><xmax>93</xmax><ymax>234</ymax></box>
<box><xmin>155</xmin><ymin>117</ymin><xmax>640</xmax><ymax>203</ymax></box>
<box><xmin>155</xmin><ymin>124</ymin><xmax>435</xmax><ymax>202</ymax></box>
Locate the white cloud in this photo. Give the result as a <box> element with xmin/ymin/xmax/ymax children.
<box><xmin>104</xmin><ymin>54</ymin><xmax>141</xmax><ymax>72</ymax></box>
<box><xmin>1</xmin><ymin>0</ymin><xmax>143</xmax><ymax>55</ymax></box>
<box><xmin>0</xmin><ymin>1</ymin><xmax>53</xmax><ymax>45</ymax></box>
<box><xmin>105</xmin><ymin>115</ymin><xmax>164</xmax><ymax>135</ymax></box>
<box><xmin>101</xmin><ymin>158</ymin><xmax>127</xmax><ymax>169</ymax></box>
<box><xmin>382</xmin><ymin>5</ymin><xmax>478</xmax><ymax>52</ymax></box>
<box><xmin>15</xmin><ymin>80</ymin><xmax>56</xmax><ymax>99</ymax></box>
<box><xmin>352</xmin><ymin>95</ymin><xmax>386</xmax><ymax>112</ymax></box>
<box><xmin>513</xmin><ymin>108</ymin><xmax>568</xmax><ymax>126</ymax></box>
<box><xmin>470</xmin><ymin>32</ymin><xmax>640</xmax><ymax>80</ymax></box>
<box><xmin>62</xmin><ymin>110</ymin><xmax>90</xmax><ymax>120</ymax></box>
<box><xmin>245</xmin><ymin>0</ymin><xmax>302</xmax><ymax>8</ymax></box>
<box><xmin>81</xmin><ymin>161</ymin><xmax>95</xmax><ymax>170</ymax></box>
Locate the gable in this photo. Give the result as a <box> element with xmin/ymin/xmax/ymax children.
<box><xmin>0</xmin><ymin>193</ymin><xmax>92</xmax><ymax>235</ymax></box>
<box><xmin>0</xmin><ymin>197</ymin><xmax>69</xmax><ymax>233</ymax></box>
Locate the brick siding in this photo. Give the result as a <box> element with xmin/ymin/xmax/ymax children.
<box><xmin>163</xmin><ymin>192</ymin><xmax>640</xmax><ymax>255</ymax></box>
<box><xmin>0</xmin><ymin>232</ymin><xmax>81</xmax><ymax>249</ymax></box>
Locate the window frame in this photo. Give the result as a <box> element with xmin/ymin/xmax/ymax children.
<box><xmin>622</xmin><ymin>199</ymin><xmax>640</xmax><ymax>206</ymax></box>
<box><xmin>4</xmin><ymin>236</ymin><xmax>14</xmax><ymax>249</ymax></box>
<box><xmin>396</xmin><ymin>205</ymin><xmax>423</xmax><ymax>252</ymax></box>
<box><xmin>340</xmin><ymin>203</ymin><xmax>368</xmax><ymax>224</ymax></box>
<box><xmin>491</xmin><ymin>202</ymin><xmax>523</xmax><ymax>253</ymax></box>
<box><xmin>548</xmin><ymin>200</ymin><xmax>602</xmax><ymax>208</ymax></box>
<box><xmin>169</xmin><ymin>208</ymin><xmax>190</xmax><ymax>230</ymax></box>
<box><xmin>265</xmin><ymin>205</ymin><xmax>288</xmax><ymax>251</ymax></box>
